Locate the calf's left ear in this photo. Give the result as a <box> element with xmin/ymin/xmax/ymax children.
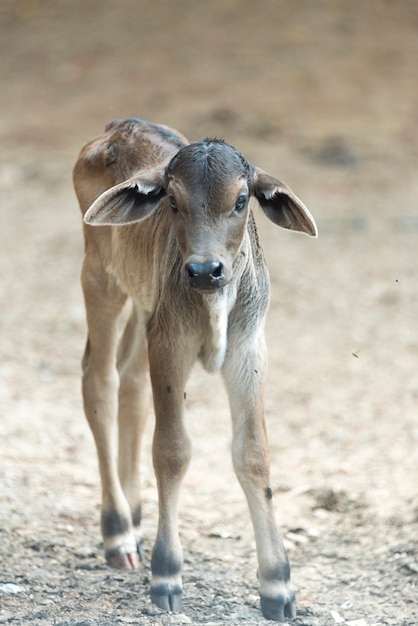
<box><xmin>84</xmin><ymin>173</ymin><xmax>165</xmax><ymax>226</ymax></box>
<box><xmin>252</xmin><ymin>168</ymin><xmax>318</xmax><ymax>237</ymax></box>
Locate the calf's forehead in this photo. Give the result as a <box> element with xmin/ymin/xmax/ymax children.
<box><xmin>166</xmin><ymin>140</ymin><xmax>251</xmax><ymax>200</ymax></box>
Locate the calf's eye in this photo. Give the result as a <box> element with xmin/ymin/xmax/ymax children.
<box><xmin>235</xmin><ymin>194</ymin><xmax>248</xmax><ymax>214</ymax></box>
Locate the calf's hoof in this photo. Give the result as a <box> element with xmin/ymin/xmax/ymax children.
<box><xmin>151</xmin><ymin>582</ymin><xmax>182</xmax><ymax>613</ymax></box>
<box><xmin>105</xmin><ymin>540</ymin><xmax>144</xmax><ymax>571</ymax></box>
<box><xmin>260</xmin><ymin>591</ymin><xmax>296</xmax><ymax>622</ymax></box>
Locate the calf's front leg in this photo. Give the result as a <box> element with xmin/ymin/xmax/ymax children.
<box><xmin>223</xmin><ymin>333</ymin><xmax>295</xmax><ymax>622</ymax></box>
<box><xmin>148</xmin><ymin>335</ymin><xmax>193</xmax><ymax>612</ymax></box>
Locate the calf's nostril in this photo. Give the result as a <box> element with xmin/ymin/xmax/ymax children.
<box><xmin>209</xmin><ymin>262</ymin><xmax>223</xmax><ymax>278</ymax></box>
<box><xmin>186</xmin><ymin>263</ymin><xmax>199</xmax><ymax>279</ymax></box>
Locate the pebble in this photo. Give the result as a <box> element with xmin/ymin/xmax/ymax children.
<box><xmin>286</xmin><ymin>531</ymin><xmax>309</xmax><ymax>545</ymax></box>
<box><xmin>331</xmin><ymin>609</ymin><xmax>345</xmax><ymax>623</ymax></box>
<box><xmin>167</xmin><ymin>614</ymin><xmax>192</xmax><ymax>624</ymax></box>
<box><xmin>0</xmin><ymin>583</ymin><xmax>25</xmax><ymax>594</ymax></box>
<box><xmin>341</xmin><ymin>600</ymin><xmax>354</xmax><ymax>610</ymax></box>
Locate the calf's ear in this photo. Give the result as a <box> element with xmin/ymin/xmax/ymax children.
<box><xmin>252</xmin><ymin>168</ymin><xmax>318</xmax><ymax>237</ymax></box>
<box><xmin>84</xmin><ymin>172</ymin><xmax>165</xmax><ymax>226</ymax></box>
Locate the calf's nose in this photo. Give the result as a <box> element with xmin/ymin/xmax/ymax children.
<box><xmin>185</xmin><ymin>260</ymin><xmax>224</xmax><ymax>291</ymax></box>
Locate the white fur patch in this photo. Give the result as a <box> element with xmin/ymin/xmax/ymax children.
<box><xmin>134</xmin><ymin>182</ymin><xmax>160</xmax><ymax>195</ymax></box>
<box><xmin>201</xmin><ymin>289</ymin><xmax>235</xmax><ymax>373</ymax></box>
<box><xmin>262</xmin><ymin>187</ymin><xmax>278</xmax><ymax>200</ymax></box>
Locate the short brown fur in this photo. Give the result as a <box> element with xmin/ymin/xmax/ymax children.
<box><xmin>73</xmin><ymin>118</ymin><xmax>317</xmax><ymax>622</ymax></box>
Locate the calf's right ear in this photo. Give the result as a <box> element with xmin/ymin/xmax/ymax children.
<box><xmin>252</xmin><ymin>168</ymin><xmax>318</xmax><ymax>237</ymax></box>
<box><xmin>84</xmin><ymin>175</ymin><xmax>166</xmax><ymax>226</ymax></box>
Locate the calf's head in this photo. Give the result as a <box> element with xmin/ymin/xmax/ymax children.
<box><xmin>84</xmin><ymin>139</ymin><xmax>317</xmax><ymax>293</ymax></box>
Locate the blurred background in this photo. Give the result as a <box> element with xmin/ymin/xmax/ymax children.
<box><xmin>1</xmin><ymin>1</ymin><xmax>418</xmax><ymax>623</ymax></box>
<box><xmin>2</xmin><ymin>0</ymin><xmax>418</xmax><ymax>157</ymax></box>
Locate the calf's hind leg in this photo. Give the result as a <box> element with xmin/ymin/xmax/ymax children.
<box><xmin>117</xmin><ymin>306</ymin><xmax>150</xmax><ymax>561</ymax></box>
<box><xmin>81</xmin><ymin>262</ymin><xmax>141</xmax><ymax>570</ymax></box>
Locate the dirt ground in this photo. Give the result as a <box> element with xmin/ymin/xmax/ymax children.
<box><xmin>1</xmin><ymin>1</ymin><xmax>418</xmax><ymax>624</ymax></box>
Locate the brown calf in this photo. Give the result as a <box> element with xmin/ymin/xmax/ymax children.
<box><xmin>73</xmin><ymin>118</ymin><xmax>317</xmax><ymax>622</ymax></box>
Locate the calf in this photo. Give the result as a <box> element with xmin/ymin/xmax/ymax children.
<box><xmin>73</xmin><ymin>117</ymin><xmax>317</xmax><ymax>622</ymax></box>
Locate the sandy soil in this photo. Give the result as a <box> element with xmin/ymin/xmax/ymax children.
<box><xmin>1</xmin><ymin>1</ymin><xmax>418</xmax><ymax>624</ymax></box>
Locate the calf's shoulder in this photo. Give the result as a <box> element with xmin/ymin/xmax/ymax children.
<box><xmin>73</xmin><ymin>118</ymin><xmax>188</xmax><ymax>214</ymax></box>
